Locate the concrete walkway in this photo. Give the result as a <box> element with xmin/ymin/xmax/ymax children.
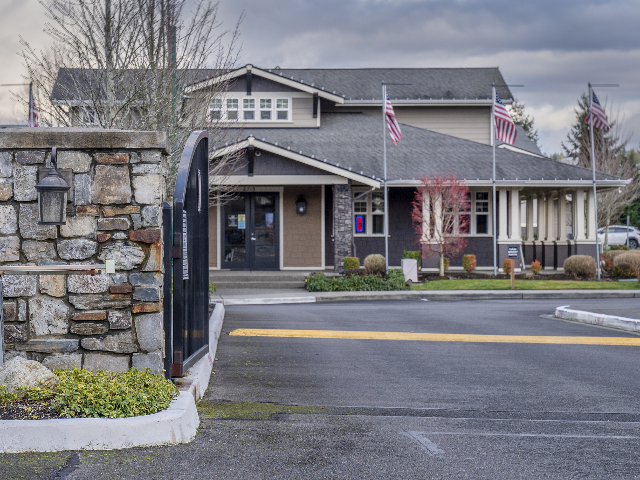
<box><xmin>211</xmin><ymin>288</ymin><xmax>640</xmax><ymax>305</ymax></box>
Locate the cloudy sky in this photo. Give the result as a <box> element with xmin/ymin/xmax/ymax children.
<box><xmin>1</xmin><ymin>0</ymin><xmax>639</xmax><ymax>155</ymax></box>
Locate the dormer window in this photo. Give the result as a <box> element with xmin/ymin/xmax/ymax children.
<box><xmin>209</xmin><ymin>99</ymin><xmax>222</xmax><ymax>120</ymax></box>
<box><xmin>243</xmin><ymin>99</ymin><xmax>255</xmax><ymax>120</ymax></box>
<box><xmin>260</xmin><ymin>99</ymin><xmax>272</xmax><ymax>120</ymax></box>
<box><xmin>226</xmin><ymin>99</ymin><xmax>239</xmax><ymax>120</ymax></box>
<box><xmin>276</xmin><ymin>99</ymin><xmax>289</xmax><ymax>120</ymax></box>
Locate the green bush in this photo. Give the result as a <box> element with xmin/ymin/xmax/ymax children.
<box><xmin>613</xmin><ymin>263</ymin><xmax>637</xmax><ymax>279</ymax></box>
<box><xmin>343</xmin><ymin>257</ymin><xmax>360</xmax><ymax>270</ymax></box>
<box><xmin>306</xmin><ymin>270</ymin><xmax>406</xmax><ymax>292</ymax></box>
<box><xmin>564</xmin><ymin>255</ymin><xmax>597</xmax><ymax>279</ymax></box>
<box><xmin>54</xmin><ymin>368</ymin><xmax>178</xmax><ymax>418</ymax></box>
<box><xmin>345</xmin><ymin>268</ymin><xmax>365</xmax><ymax>277</ymax></box>
<box><xmin>462</xmin><ymin>254</ymin><xmax>476</xmax><ymax>273</ymax></box>
<box><xmin>0</xmin><ymin>385</ymin><xmax>17</xmax><ymax>404</ymax></box>
<box><xmin>364</xmin><ymin>254</ymin><xmax>386</xmax><ymax>276</ymax></box>
<box><xmin>502</xmin><ymin>259</ymin><xmax>513</xmax><ymax>274</ymax></box>
<box><xmin>608</xmin><ymin>245</ymin><xmax>630</xmax><ymax>251</ymax></box>
<box><xmin>613</xmin><ymin>252</ymin><xmax>640</xmax><ymax>273</ymax></box>
<box><xmin>402</xmin><ymin>251</ymin><xmax>421</xmax><ymax>269</ymax></box>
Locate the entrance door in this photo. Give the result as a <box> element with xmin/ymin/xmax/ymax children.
<box><xmin>221</xmin><ymin>193</ymin><xmax>279</xmax><ymax>270</ymax></box>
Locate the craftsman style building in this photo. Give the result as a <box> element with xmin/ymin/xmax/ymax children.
<box><xmin>52</xmin><ymin>64</ymin><xmax>628</xmax><ymax>271</ymax></box>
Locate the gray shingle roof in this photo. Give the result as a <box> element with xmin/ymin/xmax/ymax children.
<box><xmin>259</xmin><ymin>67</ymin><xmax>513</xmax><ymax>102</ymax></box>
<box><xmin>498</xmin><ymin>124</ymin><xmax>542</xmax><ymax>156</ymax></box>
<box><xmin>238</xmin><ymin>113</ymin><xmax>619</xmax><ymax>183</ymax></box>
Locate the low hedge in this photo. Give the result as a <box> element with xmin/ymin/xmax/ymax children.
<box><xmin>0</xmin><ymin>368</ymin><xmax>178</xmax><ymax>419</ymax></box>
<box><xmin>306</xmin><ymin>269</ymin><xmax>406</xmax><ymax>292</ymax></box>
<box><xmin>613</xmin><ymin>252</ymin><xmax>640</xmax><ymax>273</ymax></box>
<box><xmin>564</xmin><ymin>255</ymin><xmax>597</xmax><ymax>279</ymax></box>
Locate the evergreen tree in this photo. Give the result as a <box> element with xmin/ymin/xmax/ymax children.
<box><xmin>509</xmin><ymin>98</ymin><xmax>539</xmax><ymax>143</ymax></box>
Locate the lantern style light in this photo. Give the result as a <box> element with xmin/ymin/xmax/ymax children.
<box><xmin>35</xmin><ymin>147</ymin><xmax>71</xmax><ymax>225</ymax></box>
<box><xmin>296</xmin><ymin>195</ymin><xmax>307</xmax><ymax>215</ymax></box>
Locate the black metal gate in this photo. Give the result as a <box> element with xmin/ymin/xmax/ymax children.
<box><xmin>163</xmin><ymin>130</ymin><xmax>210</xmax><ymax>378</ymax></box>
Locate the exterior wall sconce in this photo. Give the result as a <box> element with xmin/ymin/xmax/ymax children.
<box><xmin>296</xmin><ymin>195</ymin><xmax>307</xmax><ymax>214</ymax></box>
<box><xmin>35</xmin><ymin>147</ymin><xmax>71</xmax><ymax>225</ymax></box>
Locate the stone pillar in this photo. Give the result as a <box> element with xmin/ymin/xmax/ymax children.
<box><xmin>546</xmin><ymin>191</ymin><xmax>556</xmax><ymax>240</ymax></box>
<box><xmin>574</xmin><ymin>189</ymin><xmax>586</xmax><ymax>240</ymax></box>
<box><xmin>537</xmin><ymin>194</ymin><xmax>546</xmax><ymax>241</ymax></box>
<box><xmin>333</xmin><ymin>183</ymin><xmax>353</xmax><ymax>271</ymax></box>
<box><xmin>498</xmin><ymin>188</ymin><xmax>508</xmax><ymax>240</ymax></box>
<box><xmin>558</xmin><ymin>191</ymin><xmax>567</xmax><ymax>241</ymax></box>
<box><xmin>587</xmin><ymin>188</ymin><xmax>597</xmax><ymax>239</ymax></box>
<box><xmin>509</xmin><ymin>188</ymin><xmax>520</xmax><ymax>240</ymax></box>
<box><xmin>526</xmin><ymin>196</ymin><xmax>535</xmax><ymax>242</ymax></box>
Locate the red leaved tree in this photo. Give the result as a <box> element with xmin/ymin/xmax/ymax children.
<box><xmin>412</xmin><ymin>176</ymin><xmax>470</xmax><ymax>276</ymax></box>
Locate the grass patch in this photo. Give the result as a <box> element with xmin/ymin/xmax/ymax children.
<box><xmin>410</xmin><ymin>279</ymin><xmax>640</xmax><ymax>290</ymax></box>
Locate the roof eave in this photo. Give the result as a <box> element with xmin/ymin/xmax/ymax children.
<box><xmin>387</xmin><ymin>179</ymin><xmax>629</xmax><ymax>188</ymax></box>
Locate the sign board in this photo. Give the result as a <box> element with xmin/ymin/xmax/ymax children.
<box><xmin>238</xmin><ymin>214</ymin><xmax>246</xmax><ymax>230</ymax></box>
<box><xmin>355</xmin><ymin>215</ymin><xmax>365</xmax><ymax>233</ymax></box>
<box><xmin>182</xmin><ymin>210</ymin><xmax>189</xmax><ymax>280</ymax></box>
<box><xmin>507</xmin><ymin>247</ymin><xmax>518</xmax><ymax>259</ymax></box>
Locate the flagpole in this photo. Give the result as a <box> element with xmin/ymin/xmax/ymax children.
<box><xmin>382</xmin><ymin>82</ymin><xmax>389</xmax><ymax>274</ymax></box>
<box><xmin>491</xmin><ymin>85</ymin><xmax>497</xmax><ymax>276</ymax></box>
<box><xmin>28</xmin><ymin>82</ymin><xmax>33</xmax><ymax>127</ymax></box>
<box><xmin>588</xmin><ymin>83</ymin><xmax>601</xmax><ymax>280</ymax></box>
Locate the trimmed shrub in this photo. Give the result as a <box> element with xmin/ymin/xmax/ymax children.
<box><xmin>462</xmin><ymin>254</ymin><xmax>476</xmax><ymax>273</ymax></box>
<box><xmin>402</xmin><ymin>251</ymin><xmax>422</xmax><ymax>269</ymax></box>
<box><xmin>530</xmin><ymin>259</ymin><xmax>542</xmax><ymax>275</ymax></box>
<box><xmin>613</xmin><ymin>252</ymin><xmax>640</xmax><ymax>273</ymax></box>
<box><xmin>305</xmin><ymin>271</ymin><xmax>406</xmax><ymax>292</ymax></box>
<box><xmin>364</xmin><ymin>254</ymin><xmax>386</xmax><ymax>276</ymax></box>
<box><xmin>343</xmin><ymin>257</ymin><xmax>360</xmax><ymax>270</ymax></box>
<box><xmin>564</xmin><ymin>255</ymin><xmax>597</xmax><ymax>279</ymax></box>
<box><xmin>613</xmin><ymin>263</ymin><xmax>637</xmax><ymax>279</ymax></box>
<box><xmin>608</xmin><ymin>245</ymin><xmax>630</xmax><ymax>251</ymax></box>
<box><xmin>603</xmin><ymin>249</ymin><xmax>628</xmax><ymax>263</ymax></box>
<box><xmin>502</xmin><ymin>259</ymin><xmax>513</xmax><ymax>274</ymax></box>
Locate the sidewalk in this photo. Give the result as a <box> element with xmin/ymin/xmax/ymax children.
<box><xmin>211</xmin><ymin>288</ymin><xmax>640</xmax><ymax>306</ymax></box>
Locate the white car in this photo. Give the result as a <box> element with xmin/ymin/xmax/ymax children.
<box><xmin>597</xmin><ymin>225</ymin><xmax>640</xmax><ymax>249</ymax></box>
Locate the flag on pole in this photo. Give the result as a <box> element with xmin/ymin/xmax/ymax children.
<box><xmin>494</xmin><ymin>92</ymin><xmax>516</xmax><ymax>145</ymax></box>
<box><xmin>28</xmin><ymin>89</ymin><xmax>38</xmax><ymax>127</ymax></box>
<box><xmin>385</xmin><ymin>94</ymin><xmax>402</xmax><ymax>145</ymax></box>
<box><xmin>584</xmin><ymin>90</ymin><xmax>609</xmax><ymax>131</ymax></box>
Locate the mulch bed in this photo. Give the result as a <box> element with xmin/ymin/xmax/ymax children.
<box><xmin>419</xmin><ymin>272</ymin><xmax>618</xmax><ymax>282</ymax></box>
<box><xmin>0</xmin><ymin>399</ymin><xmax>62</xmax><ymax>420</ymax></box>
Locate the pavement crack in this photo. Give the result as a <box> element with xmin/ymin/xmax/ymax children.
<box><xmin>49</xmin><ymin>452</ymin><xmax>80</xmax><ymax>480</ymax></box>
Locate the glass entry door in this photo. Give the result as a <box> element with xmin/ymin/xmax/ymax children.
<box><xmin>222</xmin><ymin>193</ymin><xmax>279</xmax><ymax>270</ymax></box>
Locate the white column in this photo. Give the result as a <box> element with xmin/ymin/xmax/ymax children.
<box><xmin>574</xmin><ymin>189</ymin><xmax>586</xmax><ymax>240</ymax></box>
<box><xmin>433</xmin><ymin>194</ymin><xmax>443</xmax><ymax>241</ymax></box>
<box><xmin>498</xmin><ymin>188</ymin><xmax>508</xmax><ymax>240</ymax></box>
<box><xmin>526</xmin><ymin>196</ymin><xmax>535</xmax><ymax>242</ymax></box>
<box><xmin>422</xmin><ymin>193</ymin><xmax>431</xmax><ymax>242</ymax></box>
<box><xmin>558</xmin><ymin>191</ymin><xmax>567</xmax><ymax>241</ymax></box>
<box><xmin>509</xmin><ymin>188</ymin><xmax>520</xmax><ymax>240</ymax></box>
<box><xmin>546</xmin><ymin>191</ymin><xmax>556</xmax><ymax>240</ymax></box>
<box><xmin>587</xmin><ymin>188</ymin><xmax>596</xmax><ymax>239</ymax></box>
<box><xmin>537</xmin><ymin>194</ymin><xmax>546</xmax><ymax>241</ymax></box>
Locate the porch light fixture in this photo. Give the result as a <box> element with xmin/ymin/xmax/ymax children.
<box><xmin>35</xmin><ymin>147</ymin><xmax>71</xmax><ymax>225</ymax></box>
<box><xmin>295</xmin><ymin>195</ymin><xmax>307</xmax><ymax>215</ymax></box>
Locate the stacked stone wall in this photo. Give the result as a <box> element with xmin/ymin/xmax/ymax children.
<box><xmin>0</xmin><ymin>129</ymin><xmax>167</xmax><ymax>374</ymax></box>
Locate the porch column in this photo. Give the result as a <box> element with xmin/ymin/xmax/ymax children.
<box><xmin>574</xmin><ymin>189</ymin><xmax>587</xmax><ymax>240</ymax></box>
<box><xmin>537</xmin><ymin>194</ymin><xmax>546</xmax><ymax>241</ymax></box>
<box><xmin>509</xmin><ymin>188</ymin><xmax>520</xmax><ymax>240</ymax></box>
<box><xmin>422</xmin><ymin>193</ymin><xmax>431</xmax><ymax>243</ymax></box>
<box><xmin>333</xmin><ymin>183</ymin><xmax>353</xmax><ymax>271</ymax></box>
<box><xmin>558</xmin><ymin>191</ymin><xmax>567</xmax><ymax>241</ymax></box>
<box><xmin>587</xmin><ymin>188</ymin><xmax>597</xmax><ymax>239</ymax></box>
<box><xmin>526</xmin><ymin>195</ymin><xmax>535</xmax><ymax>242</ymax></box>
<box><xmin>546</xmin><ymin>191</ymin><xmax>556</xmax><ymax>240</ymax></box>
<box><xmin>498</xmin><ymin>188</ymin><xmax>508</xmax><ymax>240</ymax></box>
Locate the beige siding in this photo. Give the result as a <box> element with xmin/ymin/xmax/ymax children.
<box><xmin>291</xmin><ymin>97</ymin><xmax>316</xmax><ymax>127</ymax></box>
<box><xmin>328</xmin><ymin>105</ymin><xmax>491</xmax><ymax>144</ymax></box>
<box><xmin>208</xmin><ymin>206</ymin><xmax>217</xmax><ymax>268</ymax></box>
<box><xmin>283</xmin><ymin>185</ymin><xmax>323</xmax><ymax>267</ymax></box>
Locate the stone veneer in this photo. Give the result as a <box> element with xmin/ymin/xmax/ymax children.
<box><xmin>0</xmin><ymin>129</ymin><xmax>167</xmax><ymax>374</ymax></box>
<box><xmin>333</xmin><ymin>183</ymin><xmax>353</xmax><ymax>271</ymax></box>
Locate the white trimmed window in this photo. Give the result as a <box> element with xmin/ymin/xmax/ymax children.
<box><xmin>353</xmin><ymin>191</ymin><xmax>385</xmax><ymax>236</ymax></box>
<box><xmin>209</xmin><ymin>99</ymin><xmax>222</xmax><ymax>120</ymax></box>
<box><xmin>226</xmin><ymin>99</ymin><xmax>239</xmax><ymax>120</ymax></box>
<box><xmin>260</xmin><ymin>99</ymin><xmax>272</xmax><ymax>120</ymax></box>
<box><xmin>276</xmin><ymin>98</ymin><xmax>289</xmax><ymax>121</ymax></box>
<box><xmin>243</xmin><ymin>99</ymin><xmax>255</xmax><ymax>121</ymax></box>
<box><xmin>475</xmin><ymin>192</ymin><xmax>489</xmax><ymax>234</ymax></box>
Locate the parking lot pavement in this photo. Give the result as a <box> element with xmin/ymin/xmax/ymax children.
<box><xmin>4</xmin><ymin>298</ymin><xmax>640</xmax><ymax>479</ymax></box>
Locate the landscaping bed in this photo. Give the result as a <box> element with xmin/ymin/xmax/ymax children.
<box><xmin>418</xmin><ymin>272</ymin><xmax>620</xmax><ymax>282</ymax></box>
<box><xmin>411</xmin><ymin>279</ymin><xmax>640</xmax><ymax>290</ymax></box>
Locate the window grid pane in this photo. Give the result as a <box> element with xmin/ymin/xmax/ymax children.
<box><xmin>227</xmin><ymin>99</ymin><xmax>238</xmax><ymax>109</ymax></box>
<box><xmin>243</xmin><ymin>111</ymin><xmax>255</xmax><ymax>120</ymax></box>
<box><xmin>260</xmin><ymin>111</ymin><xmax>271</xmax><ymax>120</ymax></box>
<box><xmin>276</xmin><ymin>99</ymin><xmax>288</xmax><ymax>109</ymax></box>
<box><xmin>260</xmin><ymin>99</ymin><xmax>272</xmax><ymax>109</ymax></box>
<box><xmin>243</xmin><ymin>99</ymin><xmax>255</xmax><ymax>109</ymax></box>
<box><xmin>277</xmin><ymin>111</ymin><xmax>288</xmax><ymax>120</ymax></box>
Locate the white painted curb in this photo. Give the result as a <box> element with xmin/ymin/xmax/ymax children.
<box><xmin>0</xmin><ymin>303</ymin><xmax>225</xmax><ymax>453</ymax></box>
<box><xmin>555</xmin><ymin>305</ymin><xmax>640</xmax><ymax>333</ymax></box>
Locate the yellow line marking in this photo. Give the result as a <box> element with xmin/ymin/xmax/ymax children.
<box><xmin>230</xmin><ymin>328</ymin><xmax>640</xmax><ymax>346</ymax></box>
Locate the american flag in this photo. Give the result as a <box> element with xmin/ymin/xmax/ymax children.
<box><xmin>584</xmin><ymin>90</ymin><xmax>609</xmax><ymax>131</ymax></box>
<box><xmin>494</xmin><ymin>92</ymin><xmax>516</xmax><ymax>145</ymax></box>
<box><xmin>385</xmin><ymin>93</ymin><xmax>402</xmax><ymax>145</ymax></box>
<box><xmin>28</xmin><ymin>90</ymin><xmax>38</xmax><ymax>127</ymax></box>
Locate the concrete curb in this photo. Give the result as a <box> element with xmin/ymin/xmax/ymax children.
<box><xmin>222</xmin><ymin>296</ymin><xmax>316</xmax><ymax>306</ymax></box>
<box><xmin>0</xmin><ymin>303</ymin><xmax>225</xmax><ymax>453</ymax></box>
<box><xmin>555</xmin><ymin>305</ymin><xmax>640</xmax><ymax>333</ymax></box>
